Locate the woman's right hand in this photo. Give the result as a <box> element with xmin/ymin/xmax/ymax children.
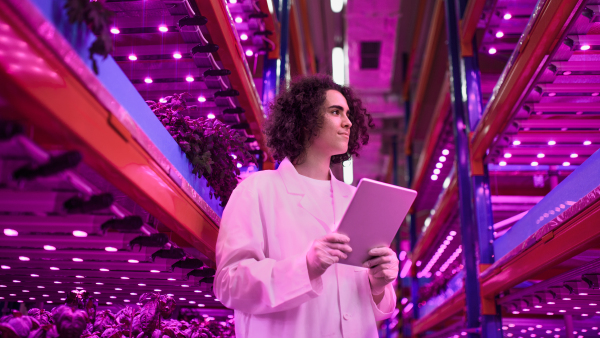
<box><xmin>306</xmin><ymin>233</ymin><xmax>352</xmax><ymax>280</ymax></box>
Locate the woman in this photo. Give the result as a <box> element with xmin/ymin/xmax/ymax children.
<box><xmin>214</xmin><ymin>75</ymin><xmax>400</xmax><ymax>338</ymax></box>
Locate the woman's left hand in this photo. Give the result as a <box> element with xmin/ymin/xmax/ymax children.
<box><xmin>362</xmin><ymin>246</ymin><xmax>399</xmax><ymax>295</ymax></box>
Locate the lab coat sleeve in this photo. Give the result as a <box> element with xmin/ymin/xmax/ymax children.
<box><xmin>214</xmin><ymin>183</ymin><xmax>323</xmax><ymax>315</ymax></box>
<box><xmin>370</xmin><ymin>283</ymin><xmax>396</xmax><ymax>321</ymax></box>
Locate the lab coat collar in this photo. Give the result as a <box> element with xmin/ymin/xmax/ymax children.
<box><xmin>277</xmin><ymin>158</ymin><xmax>354</xmax><ymax>230</ymax></box>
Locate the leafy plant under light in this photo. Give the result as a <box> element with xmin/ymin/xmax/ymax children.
<box><xmin>147</xmin><ymin>93</ymin><xmax>255</xmax><ymax>206</ymax></box>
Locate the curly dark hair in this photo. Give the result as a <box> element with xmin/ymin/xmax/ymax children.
<box><xmin>264</xmin><ymin>74</ymin><xmax>374</xmax><ymax>164</ymax></box>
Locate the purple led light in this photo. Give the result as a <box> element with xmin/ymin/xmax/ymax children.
<box><xmin>240</xmin><ymin>33</ymin><xmax>248</xmax><ymax>41</ymax></box>
<box><xmin>488</xmin><ymin>47</ymin><xmax>497</xmax><ymax>54</ymax></box>
<box><xmin>496</xmin><ymin>31</ymin><xmax>504</xmax><ymax>38</ymax></box>
<box><xmin>73</xmin><ymin>258</ymin><xmax>83</xmax><ymax>262</ymax></box>
<box><xmin>4</xmin><ymin>228</ymin><xmax>18</xmax><ymax>236</ymax></box>
<box><xmin>237</xmin><ymin>163</ymin><xmax>243</xmax><ymax>168</ymax></box>
<box><xmin>499</xmin><ymin>161</ymin><xmax>507</xmax><ymax>166</ymax></box>
<box><xmin>158</xmin><ymin>25</ymin><xmax>168</xmax><ymax>33</ymax></box>
<box><xmin>513</xmin><ymin>140</ymin><xmax>521</xmax><ymax>145</ymax></box>
<box><xmin>159</xmin><ymin>98</ymin><xmax>167</xmax><ymax>103</ymax></box>
<box><xmin>435</xmin><ymin>162</ymin><xmax>443</xmax><ymax>169</ymax></box>
<box><xmin>173</xmin><ymin>52</ymin><xmax>182</xmax><ymax>59</ymax></box>
<box><xmin>584</xmin><ymin>140</ymin><xmax>592</xmax><ymax>145</ymax></box>
<box><xmin>570</xmin><ymin>153</ymin><xmax>578</xmax><ymax>158</ymax></box>
<box><xmin>581</xmin><ymin>45</ymin><xmax>591</xmax><ymax>51</ymax></box>
<box><xmin>563</xmin><ymin>71</ymin><xmax>571</xmax><ymax>75</ymax></box>
<box><xmin>198</xmin><ymin>96</ymin><xmax>206</xmax><ymax>103</ymax></box>
<box><xmin>1</xmin><ymin>265</ymin><xmax>9</xmax><ymax>269</ymax></box>
<box><xmin>548</xmin><ymin>140</ymin><xmax>556</xmax><ymax>145</ymax></box>
<box><xmin>548</xmin><ymin>92</ymin><xmax>556</xmax><ymax>97</ymax></box>
<box><xmin>433</xmin><ymin>169</ymin><xmax>441</xmax><ymax>175</ymax></box>
<box><xmin>439</xmin><ymin>156</ymin><xmax>446</xmax><ymax>162</ymax></box>
<box><xmin>110</xmin><ymin>27</ymin><xmax>120</xmax><ymax>34</ymax></box>
<box><xmin>537</xmin><ymin>153</ymin><xmax>545</xmax><ymax>158</ymax></box>
<box><xmin>246</xmin><ymin>50</ymin><xmax>254</xmax><ymax>57</ymax></box>
<box><xmin>144</xmin><ymin>77</ymin><xmax>153</xmax><ymax>84</ymax></box>
<box><xmin>43</xmin><ymin>245</ymin><xmax>56</xmax><ymax>251</ymax></box>
<box><xmin>72</xmin><ymin>230</ymin><xmax>87</xmax><ymax>237</ymax></box>
<box><xmin>186</xmin><ymin>76</ymin><xmax>194</xmax><ymax>82</ymax></box>
<box><xmin>431</xmin><ymin>174</ymin><xmax>438</xmax><ymax>181</ymax></box>
<box><xmin>504</xmin><ymin>153</ymin><xmax>512</xmax><ymax>158</ymax></box>
<box><xmin>19</xmin><ymin>256</ymin><xmax>29</xmax><ymax>261</ymax></box>
<box><xmin>442</xmin><ymin>149</ymin><xmax>449</xmax><ymax>155</ymax></box>
<box><xmin>503</xmin><ymin>13</ymin><xmax>512</xmax><ymax>19</ymax></box>
<box><xmin>128</xmin><ymin>54</ymin><xmax>137</xmax><ymax>61</ymax></box>
<box><xmin>235</xmin><ymin>17</ymin><xmax>243</xmax><ymax>23</ymax></box>
<box><xmin>531</xmin><ymin>161</ymin><xmax>539</xmax><ymax>166</ymax></box>
<box><xmin>593</xmin><ymin>92</ymin><xmax>599</xmax><ymax>97</ymax></box>
<box><xmin>563</xmin><ymin>162</ymin><xmax>571</xmax><ymax>167</ymax></box>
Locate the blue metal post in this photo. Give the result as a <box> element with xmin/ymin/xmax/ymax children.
<box><xmin>278</xmin><ymin>0</ymin><xmax>290</xmax><ymax>90</ymax></box>
<box><xmin>262</xmin><ymin>58</ymin><xmax>279</xmax><ymax>110</ymax></box>
<box><xmin>444</xmin><ymin>1</ymin><xmax>480</xmax><ymax>337</ymax></box>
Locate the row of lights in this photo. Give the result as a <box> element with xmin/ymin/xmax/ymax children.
<box><xmin>110</xmin><ymin>24</ymin><xmax>170</xmax><ymax>35</ymax></box>
<box><xmin>498</xmin><ymin>139</ymin><xmax>592</xmax><ymax>166</ymax></box>
<box><xmin>4</xmin><ymin>229</ymin><xmax>88</xmax><ymax>237</ymax></box>
<box><xmin>431</xmin><ymin>149</ymin><xmax>450</xmax><ymax>181</ymax></box>
<box><xmin>418</xmin><ymin>231</ymin><xmax>458</xmax><ymax>278</ymax></box>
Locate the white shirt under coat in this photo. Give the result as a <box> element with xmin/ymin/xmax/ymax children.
<box><xmin>214</xmin><ymin>158</ymin><xmax>396</xmax><ymax>338</ymax></box>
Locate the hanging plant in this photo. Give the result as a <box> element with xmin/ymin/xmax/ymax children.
<box><xmin>147</xmin><ymin>93</ymin><xmax>256</xmax><ymax>206</ymax></box>
<box><xmin>64</xmin><ymin>0</ymin><xmax>114</xmax><ymax>75</ymax></box>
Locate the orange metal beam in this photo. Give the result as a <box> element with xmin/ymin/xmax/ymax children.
<box><xmin>412</xmin><ymin>289</ymin><xmax>465</xmax><ymax>335</ymax></box>
<box><xmin>402</xmin><ymin>0</ymin><xmax>428</xmax><ymax>100</ymax></box>
<box><xmin>481</xmin><ymin>196</ymin><xmax>600</xmax><ymax>298</ymax></box>
<box><xmin>0</xmin><ymin>1</ymin><xmax>220</xmax><ymax>262</ymax></box>
<box><xmin>404</xmin><ymin>0</ymin><xmax>445</xmax><ymax>155</ymax></box>
<box><xmin>258</xmin><ymin>0</ymin><xmax>281</xmax><ymax>60</ymax></box>
<box><xmin>470</xmin><ymin>0</ymin><xmax>583</xmax><ymax>166</ymax></box>
<box><xmin>289</xmin><ymin>3</ymin><xmax>307</xmax><ymax>77</ymax></box>
<box><xmin>412</xmin><ymin>174</ymin><xmax>458</xmax><ymax>264</ymax></box>
<box><xmin>296</xmin><ymin>0</ymin><xmax>317</xmax><ymax>75</ymax></box>
<box><xmin>459</xmin><ymin>0</ymin><xmax>486</xmax><ymax>56</ymax></box>
<box><xmin>411</xmin><ymin>73</ymin><xmax>450</xmax><ymax>192</ymax></box>
<box><xmin>194</xmin><ymin>0</ymin><xmax>273</xmax><ymax>161</ymax></box>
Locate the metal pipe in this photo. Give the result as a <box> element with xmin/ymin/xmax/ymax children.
<box><xmin>278</xmin><ymin>0</ymin><xmax>290</xmax><ymax>90</ymax></box>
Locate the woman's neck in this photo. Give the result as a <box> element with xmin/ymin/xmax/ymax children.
<box><xmin>293</xmin><ymin>151</ymin><xmax>331</xmax><ymax>181</ymax></box>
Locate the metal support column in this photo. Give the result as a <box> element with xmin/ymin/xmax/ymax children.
<box><xmin>278</xmin><ymin>0</ymin><xmax>290</xmax><ymax>90</ymax></box>
<box><xmin>444</xmin><ymin>1</ymin><xmax>480</xmax><ymax>337</ymax></box>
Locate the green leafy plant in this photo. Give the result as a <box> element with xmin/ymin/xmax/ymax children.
<box><xmin>147</xmin><ymin>93</ymin><xmax>256</xmax><ymax>206</ymax></box>
<box><xmin>64</xmin><ymin>0</ymin><xmax>114</xmax><ymax>75</ymax></box>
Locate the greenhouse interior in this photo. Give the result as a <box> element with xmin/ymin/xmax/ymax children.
<box><xmin>1</xmin><ymin>0</ymin><xmax>600</xmax><ymax>337</ymax></box>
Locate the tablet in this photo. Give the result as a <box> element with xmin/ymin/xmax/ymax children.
<box><xmin>335</xmin><ymin>178</ymin><xmax>417</xmax><ymax>267</ymax></box>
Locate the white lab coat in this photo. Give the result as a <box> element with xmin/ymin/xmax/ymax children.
<box><xmin>215</xmin><ymin>158</ymin><xmax>396</xmax><ymax>338</ymax></box>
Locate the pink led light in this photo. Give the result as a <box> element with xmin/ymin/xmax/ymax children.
<box><xmin>499</xmin><ymin>161</ymin><xmax>507</xmax><ymax>166</ymax></box>
<box><xmin>76</xmin><ymin>275</ymin><xmax>84</xmax><ymax>279</ymax></box>
<box><xmin>105</xmin><ymin>247</ymin><xmax>117</xmax><ymax>252</ymax></box>
<box><xmin>433</xmin><ymin>169</ymin><xmax>441</xmax><ymax>175</ymax></box>
<box><xmin>168</xmin><ymin>278</ymin><xmax>176</xmax><ymax>281</ymax></box>
<box><xmin>72</xmin><ymin>230</ymin><xmax>87</xmax><ymax>237</ymax></box>
<box><xmin>121</xmin><ymin>276</ymin><xmax>129</xmax><ymax>280</ymax></box>
<box><xmin>435</xmin><ymin>162</ymin><xmax>443</xmax><ymax>169</ymax></box>
<box><xmin>563</xmin><ymin>71</ymin><xmax>571</xmax><ymax>75</ymax></box>
<box><xmin>144</xmin><ymin>77</ymin><xmax>153</xmax><ymax>84</ymax></box>
<box><xmin>186</xmin><ymin>76</ymin><xmax>194</xmax><ymax>82</ymax></box>
<box><xmin>100</xmin><ymin>268</ymin><xmax>109</xmax><ymax>272</ymax></box>
<box><xmin>4</xmin><ymin>229</ymin><xmax>18</xmax><ymax>236</ymax></box>
<box><xmin>207</xmin><ymin>113</ymin><xmax>216</xmax><ymax>119</ymax></box>
<box><xmin>1</xmin><ymin>265</ymin><xmax>9</xmax><ymax>269</ymax></box>
<box><xmin>173</xmin><ymin>52</ymin><xmax>182</xmax><ymax>59</ymax></box>
<box><xmin>240</xmin><ymin>33</ymin><xmax>248</xmax><ymax>41</ymax></box>
<box><xmin>570</xmin><ymin>153</ymin><xmax>578</xmax><ymax>158</ymax></box>
<box><xmin>50</xmin><ymin>267</ymin><xmax>59</xmax><ymax>270</ymax></box>
<box><xmin>548</xmin><ymin>92</ymin><xmax>556</xmax><ymax>97</ymax></box>
<box><xmin>442</xmin><ymin>149</ymin><xmax>449</xmax><ymax>155</ymax></box>
<box><xmin>128</xmin><ymin>54</ymin><xmax>137</xmax><ymax>61</ymax></box>
<box><xmin>531</xmin><ymin>161</ymin><xmax>539</xmax><ymax>166</ymax></box>
<box><xmin>548</xmin><ymin>140</ymin><xmax>556</xmax><ymax>145</ymax></box>
<box><xmin>72</xmin><ymin>258</ymin><xmax>83</xmax><ymax>262</ymax></box>
<box><xmin>450</xmin><ymin>231</ymin><xmax>457</xmax><ymax>236</ymax></box>
<box><xmin>584</xmin><ymin>140</ymin><xmax>592</xmax><ymax>145</ymax></box>
<box><xmin>513</xmin><ymin>140</ymin><xmax>521</xmax><ymax>145</ymax></box>
<box><xmin>110</xmin><ymin>27</ymin><xmax>120</xmax><ymax>34</ymax></box>
<box><xmin>439</xmin><ymin>156</ymin><xmax>446</xmax><ymax>162</ymax></box>
<box><xmin>496</xmin><ymin>31</ymin><xmax>504</xmax><ymax>38</ymax></box>
<box><xmin>503</xmin><ymin>13</ymin><xmax>512</xmax><ymax>19</ymax></box>
<box><xmin>150</xmin><ymin>270</ymin><xmax>160</xmax><ymax>273</ymax></box>
<box><xmin>488</xmin><ymin>47</ymin><xmax>497</xmax><ymax>54</ymax></box>
<box><xmin>512</xmin><ymin>311</ymin><xmax>520</xmax><ymax>314</ymax></box>
<box><xmin>431</xmin><ymin>174</ymin><xmax>438</xmax><ymax>181</ymax></box>
<box><xmin>44</xmin><ymin>245</ymin><xmax>56</xmax><ymax>251</ymax></box>
<box><xmin>593</xmin><ymin>92</ymin><xmax>599</xmax><ymax>96</ymax></box>
<box><xmin>563</xmin><ymin>162</ymin><xmax>571</xmax><ymax>166</ymax></box>
<box><xmin>158</xmin><ymin>25</ymin><xmax>169</xmax><ymax>33</ymax></box>
<box><xmin>237</xmin><ymin>163</ymin><xmax>243</xmax><ymax>168</ymax></box>
<box><xmin>581</xmin><ymin>45</ymin><xmax>591</xmax><ymax>51</ymax></box>
<box><xmin>19</xmin><ymin>256</ymin><xmax>29</xmax><ymax>261</ymax></box>
<box><xmin>235</xmin><ymin>17</ymin><xmax>243</xmax><ymax>23</ymax></box>
<box><xmin>246</xmin><ymin>50</ymin><xmax>254</xmax><ymax>57</ymax></box>
<box><xmin>230</xmin><ymin>0</ymin><xmax>237</xmax><ymax>3</ymax></box>
<box><xmin>537</xmin><ymin>153</ymin><xmax>545</xmax><ymax>158</ymax></box>
<box><xmin>198</xmin><ymin>96</ymin><xmax>206</xmax><ymax>103</ymax></box>
<box><xmin>504</xmin><ymin>153</ymin><xmax>512</xmax><ymax>158</ymax></box>
<box><xmin>128</xmin><ymin>259</ymin><xmax>139</xmax><ymax>263</ymax></box>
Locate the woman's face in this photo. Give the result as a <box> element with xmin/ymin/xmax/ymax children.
<box><xmin>308</xmin><ymin>89</ymin><xmax>352</xmax><ymax>157</ymax></box>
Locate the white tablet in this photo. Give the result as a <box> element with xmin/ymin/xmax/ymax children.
<box><xmin>335</xmin><ymin>178</ymin><xmax>417</xmax><ymax>267</ymax></box>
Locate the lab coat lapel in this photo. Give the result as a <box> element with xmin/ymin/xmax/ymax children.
<box><xmin>277</xmin><ymin>158</ymin><xmax>354</xmax><ymax>232</ymax></box>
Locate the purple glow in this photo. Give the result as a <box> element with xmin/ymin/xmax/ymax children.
<box><xmin>158</xmin><ymin>25</ymin><xmax>168</xmax><ymax>33</ymax></box>
<box><xmin>144</xmin><ymin>77</ymin><xmax>153</xmax><ymax>84</ymax></box>
<box><xmin>442</xmin><ymin>149</ymin><xmax>449</xmax><ymax>155</ymax></box>
<box><xmin>416</xmin><ymin>261</ymin><xmax>422</xmax><ymax>267</ymax></box>
<box><xmin>548</xmin><ymin>140</ymin><xmax>556</xmax><ymax>145</ymax></box>
<box><xmin>503</xmin><ymin>13</ymin><xmax>512</xmax><ymax>19</ymax></box>
<box><xmin>186</xmin><ymin>76</ymin><xmax>194</xmax><ymax>82</ymax></box>
<box><xmin>50</xmin><ymin>267</ymin><xmax>59</xmax><ymax>270</ymax></box>
<box><xmin>237</xmin><ymin>163</ymin><xmax>242</xmax><ymax>168</ymax></box>
<box><xmin>399</xmin><ymin>260</ymin><xmax>412</xmax><ymax>278</ymax></box>
<box><xmin>128</xmin><ymin>259</ymin><xmax>139</xmax><ymax>263</ymax></box>
<box><xmin>246</xmin><ymin>50</ymin><xmax>254</xmax><ymax>57</ymax></box>
<box><xmin>399</xmin><ymin>251</ymin><xmax>407</xmax><ymax>261</ymax></box>
<box><xmin>1</xmin><ymin>265</ymin><xmax>9</xmax><ymax>269</ymax></box>
<box><xmin>73</xmin><ymin>258</ymin><xmax>83</xmax><ymax>262</ymax></box>
<box><xmin>128</xmin><ymin>54</ymin><xmax>137</xmax><ymax>61</ymax></box>
<box><xmin>19</xmin><ymin>256</ymin><xmax>29</xmax><ymax>261</ymax></box>
<box><xmin>4</xmin><ymin>229</ymin><xmax>18</xmax><ymax>236</ymax></box>
<box><xmin>488</xmin><ymin>47</ymin><xmax>497</xmax><ymax>54</ymax></box>
<box><xmin>105</xmin><ymin>247</ymin><xmax>117</xmax><ymax>252</ymax></box>
<box><xmin>100</xmin><ymin>268</ymin><xmax>109</xmax><ymax>272</ymax></box>
<box><xmin>439</xmin><ymin>156</ymin><xmax>446</xmax><ymax>162</ymax></box>
<box><xmin>150</xmin><ymin>270</ymin><xmax>160</xmax><ymax>273</ymax></box>
<box><xmin>435</xmin><ymin>162</ymin><xmax>443</xmax><ymax>169</ymax></box>
<box><xmin>207</xmin><ymin>113</ymin><xmax>216</xmax><ymax>119</ymax></box>
<box><xmin>240</xmin><ymin>33</ymin><xmax>248</xmax><ymax>41</ymax></box>
<box><xmin>504</xmin><ymin>153</ymin><xmax>512</xmax><ymax>158</ymax></box>
<box><xmin>499</xmin><ymin>161</ymin><xmax>507</xmax><ymax>166</ymax></box>
<box><xmin>450</xmin><ymin>231</ymin><xmax>457</xmax><ymax>236</ymax></box>
<box><xmin>548</xmin><ymin>92</ymin><xmax>556</xmax><ymax>97</ymax></box>
<box><xmin>235</xmin><ymin>17</ymin><xmax>243</xmax><ymax>23</ymax></box>
<box><xmin>584</xmin><ymin>140</ymin><xmax>592</xmax><ymax>145</ymax></box>
<box><xmin>537</xmin><ymin>153</ymin><xmax>545</xmax><ymax>158</ymax></box>
<box><xmin>581</xmin><ymin>45</ymin><xmax>591</xmax><ymax>51</ymax></box>
<box><xmin>43</xmin><ymin>245</ymin><xmax>56</xmax><ymax>251</ymax></box>
<box><xmin>431</xmin><ymin>174</ymin><xmax>438</xmax><ymax>181</ymax></box>
<box><xmin>230</xmin><ymin>0</ymin><xmax>237</xmax><ymax>3</ymax></box>
<box><xmin>563</xmin><ymin>162</ymin><xmax>571</xmax><ymax>166</ymax></box>
<box><xmin>531</xmin><ymin>161</ymin><xmax>539</xmax><ymax>166</ymax></box>
<box><xmin>173</xmin><ymin>52</ymin><xmax>182</xmax><ymax>59</ymax></box>
<box><xmin>563</xmin><ymin>71</ymin><xmax>571</xmax><ymax>75</ymax></box>
<box><xmin>495</xmin><ymin>31</ymin><xmax>504</xmax><ymax>38</ymax></box>
<box><xmin>110</xmin><ymin>27</ymin><xmax>120</xmax><ymax>34</ymax></box>
<box><xmin>570</xmin><ymin>153</ymin><xmax>578</xmax><ymax>158</ymax></box>
<box><xmin>593</xmin><ymin>92</ymin><xmax>599</xmax><ymax>97</ymax></box>
<box><xmin>513</xmin><ymin>140</ymin><xmax>521</xmax><ymax>145</ymax></box>
<box><xmin>198</xmin><ymin>96</ymin><xmax>206</xmax><ymax>103</ymax></box>
<box><xmin>433</xmin><ymin>168</ymin><xmax>441</xmax><ymax>175</ymax></box>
